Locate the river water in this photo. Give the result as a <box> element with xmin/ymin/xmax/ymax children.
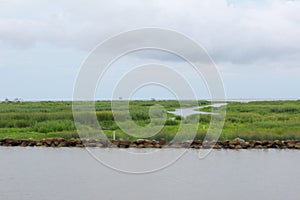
<box><xmin>168</xmin><ymin>103</ymin><xmax>226</xmax><ymax>118</ymax></box>
<box><xmin>0</xmin><ymin>147</ymin><xmax>299</xmax><ymax>200</ymax></box>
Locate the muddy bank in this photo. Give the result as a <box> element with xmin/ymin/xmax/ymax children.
<box><xmin>0</xmin><ymin>138</ymin><xmax>300</xmax><ymax>149</ymax></box>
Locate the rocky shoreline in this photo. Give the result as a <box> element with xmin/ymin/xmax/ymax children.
<box><xmin>0</xmin><ymin>138</ymin><xmax>300</xmax><ymax>149</ymax></box>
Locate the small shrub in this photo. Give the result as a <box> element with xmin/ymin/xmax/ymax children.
<box><xmin>165</xmin><ymin>120</ymin><xmax>179</xmax><ymax>126</ymax></box>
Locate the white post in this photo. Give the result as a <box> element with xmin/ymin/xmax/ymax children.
<box><xmin>113</xmin><ymin>131</ymin><xmax>116</xmax><ymax>140</ymax></box>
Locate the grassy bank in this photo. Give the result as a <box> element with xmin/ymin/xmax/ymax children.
<box><xmin>0</xmin><ymin>100</ymin><xmax>299</xmax><ymax>141</ymax></box>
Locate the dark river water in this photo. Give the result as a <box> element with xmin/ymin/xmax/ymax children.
<box><xmin>0</xmin><ymin>147</ymin><xmax>299</xmax><ymax>200</ymax></box>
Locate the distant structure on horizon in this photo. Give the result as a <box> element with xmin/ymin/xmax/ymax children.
<box><xmin>3</xmin><ymin>98</ymin><xmax>23</xmax><ymax>103</ymax></box>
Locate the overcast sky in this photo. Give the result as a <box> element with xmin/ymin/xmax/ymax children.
<box><xmin>0</xmin><ymin>0</ymin><xmax>300</xmax><ymax>100</ymax></box>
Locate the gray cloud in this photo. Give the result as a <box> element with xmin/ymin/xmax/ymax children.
<box><xmin>0</xmin><ymin>0</ymin><xmax>300</xmax><ymax>67</ymax></box>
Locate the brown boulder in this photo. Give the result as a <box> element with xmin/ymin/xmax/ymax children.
<box><xmin>241</xmin><ymin>142</ymin><xmax>250</xmax><ymax>149</ymax></box>
<box><xmin>159</xmin><ymin>138</ymin><xmax>166</xmax><ymax>145</ymax></box>
<box><xmin>76</xmin><ymin>144</ymin><xmax>85</xmax><ymax>148</ymax></box>
<box><xmin>145</xmin><ymin>144</ymin><xmax>154</xmax><ymax>148</ymax></box>
<box><xmin>192</xmin><ymin>140</ymin><xmax>202</xmax><ymax>145</ymax></box>
<box><xmin>233</xmin><ymin>137</ymin><xmax>245</xmax><ymax>145</ymax></box>
<box><xmin>57</xmin><ymin>142</ymin><xmax>67</xmax><ymax>147</ymax></box>
<box><xmin>100</xmin><ymin>140</ymin><xmax>109</xmax><ymax>147</ymax></box>
<box><xmin>151</xmin><ymin>140</ymin><xmax>159</xmax><ymax>145</ymax></box>
<box><xmin>68</xmin><ymin>138</ymin><xmax>78</xmax><ymax>146</ymax></box>
<box><xmin>44</xmin><ymin>139</ymin><xmax>52</xmax><ymax>146</ymax></box>
<box><xmin>135</xmin><ymin>139</ymin><xmax>145</xmax><ymax>145</ymax></box>
<box><xmin>254</xmin><ymin>141</ymin><xmax>262</xmax><ymax>146</ymax></box>
<box><xmin>36</xmin><ymin>142</ymin><xmax>43</xmax><ymax>146</ymax></box>
<box><xmin>287</xmin><ymin>143</ymin><xmax>295</xmax><ymax>148</ymax></box>
<box><xmin>202</xmin><ymin>142</ymin><xmax>213</xmax><ymax>149</ymax></box>
<box><xmin>130</xmin><ymin>143</ymin><xmax>137</xmax><ymax>148</ymax></box>
<box><xmin>213</xmin><ymin>144</ymin><xmax>221</xmax><ymax>149</ymax></box>
<box><xmin>28</xmin><ymin>139</ymin><xmax>37</xmax><ymax>146</ymax></box>
<box><xmin>4</xmin><ymin>138</ymin><xmax>18</xmax><ymax>146</ymax></box>
<box><xmin>20</xmin><ymin>142</ymin><xmax>28</xmax><ymax>147</ymax></box>
<box><xmin>144</xmin><ymin>139</ymin><xmax>151</xmax><ymax>144</ymax></box>
<box><xmin>118</xmin><ymin>140</ymin><xmax>131</xmax><ymax>148</ymax></box>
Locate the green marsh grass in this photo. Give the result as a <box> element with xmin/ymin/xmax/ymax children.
<box><xmin>0</xmin><ymin>100</ymin><xmax>299</xmax><ymax>141</ymax></box>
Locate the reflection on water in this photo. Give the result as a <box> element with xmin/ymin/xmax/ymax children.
<box><xmin>168</xmin><ymin>103</ymin><xmax>226</xmax><ymax>118</ymax></box>
<box><xmin>0</xmin><ymin>147</ymin><xmax>299</xmax><ymax>200</ymax></box>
